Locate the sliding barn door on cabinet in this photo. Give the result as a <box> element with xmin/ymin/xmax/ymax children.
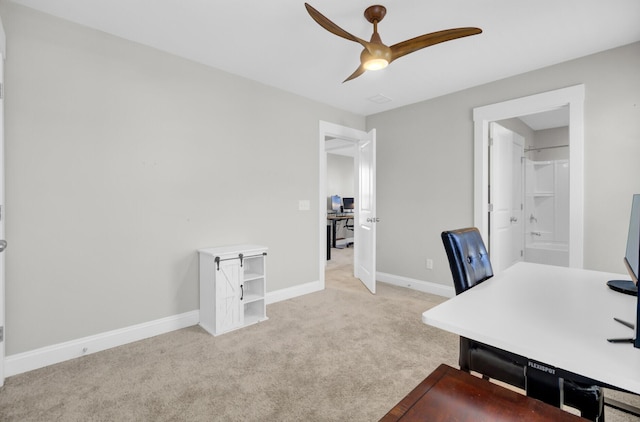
<box><xmin>198</xmin><ymin>245</ymin><xmax>268</xmax><ymax>336</ymax></box>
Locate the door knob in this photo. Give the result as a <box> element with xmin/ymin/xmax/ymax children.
<box><xmin>510</xmin><ymin>217</ymin><xmax>518</xmax><ymax>223</ymax></box>
<box><xmin>0</xmin><ymin>240</ymin><xmax>7</xmax><ymax>252</ymax></box>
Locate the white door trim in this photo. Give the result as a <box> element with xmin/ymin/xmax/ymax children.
<box><xmin>0</xmin><ymin>15</ymin><xmax>6</xmax><ymax>387</ymax></box>
<box><xmin>473</xmin><ymin>85</ymin><xmax>585</xmax><ymax>268</ymax></box>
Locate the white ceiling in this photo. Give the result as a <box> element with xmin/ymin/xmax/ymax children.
<box><xmin>10</xmin><ymin>0</ymin><xmax>640</xmax><ymax>116</ymax></box>
<box><xmin>518</xmin><ymin>106</ymin><xmax>569</xmax><ymax>131</ymax></box>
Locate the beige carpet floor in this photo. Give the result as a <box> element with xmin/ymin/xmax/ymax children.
<box><xmin>0</xmin><ymin>247</ymin><xmax>638</xmax><ymax>421</ymax></box>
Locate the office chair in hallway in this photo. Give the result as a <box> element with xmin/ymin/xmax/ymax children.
<box><xmin>441</xmin><ymin>227</ymin><xmax>604</xmax><ymax>421</ymax></box>
<box><xmin>345</xmin><ymin>218</ymin><xmax>354</xmax><ymax>247</ymax></box>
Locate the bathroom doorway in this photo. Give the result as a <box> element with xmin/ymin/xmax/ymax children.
<box><xmin>473</xmin><ymin>85</ymin><xmax>585</xmax><ymax>273</ymax></box>
<box><xmin>495</xmin><ymin>106</ymin><xmax>570</xmax><ymax>269</ymax></box>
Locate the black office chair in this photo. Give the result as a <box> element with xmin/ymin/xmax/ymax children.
<box><xmin>441</xmin><ymin>228</ymin><xmax>527</xmax><ymax>389</ymax></box>
<box><xmin>441</xmin><ymin>227</ymin><xmax>604</xmax><ymax>421</ymax></box>
<box><xmin>344</xmin><ymin>217</ymin><xmax>354</xmax><ymax>247</ymax></box>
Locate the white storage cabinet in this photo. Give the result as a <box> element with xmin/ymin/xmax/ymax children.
<box><xmin>198</xmin><ymin>244</ymin><xmax>268</xmax><ymax>336</ymax></box>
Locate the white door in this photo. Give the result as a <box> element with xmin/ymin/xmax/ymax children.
<box><xmin>489</xmin><ymin>123</ymin><xmax>524</xmax><ymax>273</ymax></box>
<box><xmin>354</xmin><ymin>130</ymin><xmax>376</xmax><ymax>293</ymax></box>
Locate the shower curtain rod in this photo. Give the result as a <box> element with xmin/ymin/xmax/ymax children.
<box><xmin>524</xmin><ymin>144</ymin><xmax>569</xmax><ymax>152</ymax></box>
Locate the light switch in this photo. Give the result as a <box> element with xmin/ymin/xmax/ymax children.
<box><xmin>298</xmin><ymin>200</ymin><xmax>310</xmax><ymax>211</ymax></box>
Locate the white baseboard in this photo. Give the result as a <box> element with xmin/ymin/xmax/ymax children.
<box><xmin>266</xmin><ymin>280</ymin><xmax>323</xmax><ymax>304</ymax></box>
<box><xmin>377</xmin><ymin>272</ymin><xmax>455</xmax><ymax>298</ymax></box>
<box><xmin>4</xmin><ymin>275</ymin><xmax>445</xmax><ymax>378</ymax></box>
<box><xmin>4</xmin><ymin>280</ymin><xmax>323</xmax><ymax>378</ymax></box>
<box><xmin>5</xmin><ymin>310</ymin><xmax>200</xmax><ymax>378</ymax></box>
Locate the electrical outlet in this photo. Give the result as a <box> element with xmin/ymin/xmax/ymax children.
<box><xmin>426</xmin><ymin>258</ymin><xmax>434</xmax><ymax>270</ymax></box>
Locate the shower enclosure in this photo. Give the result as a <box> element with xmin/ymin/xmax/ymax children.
<box><xmin>524</xmin><ymin>147</ymin><xmax>569</xmax><ymax>267</ymax></box>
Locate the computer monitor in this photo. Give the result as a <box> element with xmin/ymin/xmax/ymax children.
<box><xmin>624</xmin><ymin>195</ymin><xmax>640</xmax><ymax>349</ymax></box>
<box><xmin>330</xmin><ymin>195</ymin><xmax>341</xmax><ymax>213</ymax></box>
<box><xmin>342</xmin><ymin>197</ymin><xmax>354</xmax><ymax>211</ymax></box>
<box><xmin>624</xmin><ymin>194</ymin><xmax>640</xmax><ymax>285</ymax></box>
<box><xmin>607</xmin><ymin>194</ymin><xmax>640</xmax><ymax>296</ymax></box>
<box><xmin>607</xmin><ymin>194</ymin><xmax>640</xmax><ymax>348</ymax></box>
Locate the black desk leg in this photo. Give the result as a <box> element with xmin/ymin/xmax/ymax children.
<box><xmin>332</xmin><ymin>220</ymin><xmax>338</xmax><ymax>248</ymax></box>
<box><xmin>526</xmin><ymin>361</ymin><xmax>561</xmax><ymax>407</ymax></box>
<box><xmin>326</xmin><ymin>225</ymin><xmax>331</xmax><ymax>260</ymax></box>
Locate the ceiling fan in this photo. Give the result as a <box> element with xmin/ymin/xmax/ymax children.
<box><xmin>304</xmin><ymin>3</ymin><xmax>482</xmax><ymax>82</ymax></box>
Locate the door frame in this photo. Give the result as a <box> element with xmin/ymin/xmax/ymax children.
<box><xmin>318</xmin><ymin>121</ymin><xmax>371</xmax><ymax>290</ymax></box>
<box><xmin>0</xmin><ymin>16</ymin><xmax>6</xmax><ymax>387</ymax></box>
<box><xmin>473</xmin><ymin>85</ymin><xmax>585</xmax><ymax>269</ymax></box>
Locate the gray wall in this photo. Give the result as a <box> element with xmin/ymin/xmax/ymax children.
<box><xmin>327</xmin><ymin>154</ymin><xmax>354</xmax><ymax>200</ymax></box>
<box><xmin>1</xmin><ymin>2</ymin><xmax>364</xmax><ymax>355</ymax></box>
<box><xmin>3</xmin><ymin>0</ymin><xmax>639</xmax><ymax>358</ymax></box>
<box><xmin>368</xmin><ymin>42</ymin><xmax>640</xmax><ymax>288</ymax></box>
<box><xmin>327</xmin><ymin>154</ymin><xmax>354</xmax><ymax>238</ymax></box>
<box><xmin>531</xmin><ymin>127</ymin><xmax>570</xmax><ymax>161</ymax></box>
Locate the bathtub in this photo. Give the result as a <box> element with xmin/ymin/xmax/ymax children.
<box><xmin>525</xmin><ymin>241</ymin><xmax>569</xmax><ymax>267</ymax></box>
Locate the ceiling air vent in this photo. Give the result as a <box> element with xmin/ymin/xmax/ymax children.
<box><xmin>368</xmin><ymin>94</ymin><xmax>392</xmax><ymax>104</ymax></box>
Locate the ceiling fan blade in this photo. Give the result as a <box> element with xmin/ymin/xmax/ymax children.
<box><xmin>390</xmin><ymin>27</ymin><xmax>482</xmax><ymax>62</ymax></box>
<box><xmin>305</xmin><ymin>3</ymin><xmax>369</xmax><ymax>48</ymax></box>
<box><xmin>343</xmin><ymin>65</ymin><xmax>366</xmax><ymax>83</ymax></box>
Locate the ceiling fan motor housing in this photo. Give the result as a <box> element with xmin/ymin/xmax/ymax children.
<box><xmin>361</xmin><ymin>44</ymin><xmax>391</xmax><ymax>69</ymax></box>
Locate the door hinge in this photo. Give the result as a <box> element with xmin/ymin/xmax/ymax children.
<box><xmin>0</xmin><ymin>326</ymin><xmax>4</xmax><ymax>342</ymax></box>
<box><xmin>488</xmin><ymin>203</ymin><xmax>494</xmax><ymax>212</ymax></box>
<box><xmin>0</xmin><ymin>83</ymin><xmax>3</xmax><ymax>100</ymax></box>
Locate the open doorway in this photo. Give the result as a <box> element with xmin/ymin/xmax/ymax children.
<box><xmin>326</xmin><ymin>149</ymin><xmax>356</xmax><ymax>251</ymax></box>
<box><xmin>495</xmin><ymin>107</ymin><xmax>570</xmax><ymax>269</ymax></box>
<box><xmin>318</xmin><ymin>121</ymin><xmax>377</xmax><ymax>294</ymax></box>
<box><xmin>326</xmin><ymin>139</ymin><xmax>356</xmax><ymax>282</ymax></box>
<box><xmin>474</xmin><ymin>85</ymin><xmax>585</xmax><ymax>273</ymax></box>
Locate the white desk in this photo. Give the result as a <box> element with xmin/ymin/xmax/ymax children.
<box><xmin>422</xmin><ymin>262</ymin><xmax>640</xmax><ymax>394</ymax></box>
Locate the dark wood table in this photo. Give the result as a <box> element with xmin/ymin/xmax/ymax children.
<box><xmin>380</xmin><ymin>364</ymin><xmax>586</xmax><ymax>421</ymax></box>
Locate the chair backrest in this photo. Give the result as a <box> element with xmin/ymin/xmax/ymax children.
<box><xmin>441</xmin><ymin>227</ymin><xmax>493</xmax><ymax>295</ymax></box>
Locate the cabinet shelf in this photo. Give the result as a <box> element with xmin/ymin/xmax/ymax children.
<box><xmin>243</xmin><ymin>293</ymin><xmax>263</xmax><ymax>304</ymax></box>
<box><xmin>244</xmin><ymin>272</ymin><xmax>263</xmax><ymax>281</ymax></box>
<box><xmin>527</xmin><ymin>192</ymin><xmax>554</xmax><ymax>197</ymax></box>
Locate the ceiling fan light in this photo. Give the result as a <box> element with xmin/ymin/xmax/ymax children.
<box><xmin>363</xmin><ymin>58</ymin><xmax>388</xmax><ymax>71</ymax></box>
